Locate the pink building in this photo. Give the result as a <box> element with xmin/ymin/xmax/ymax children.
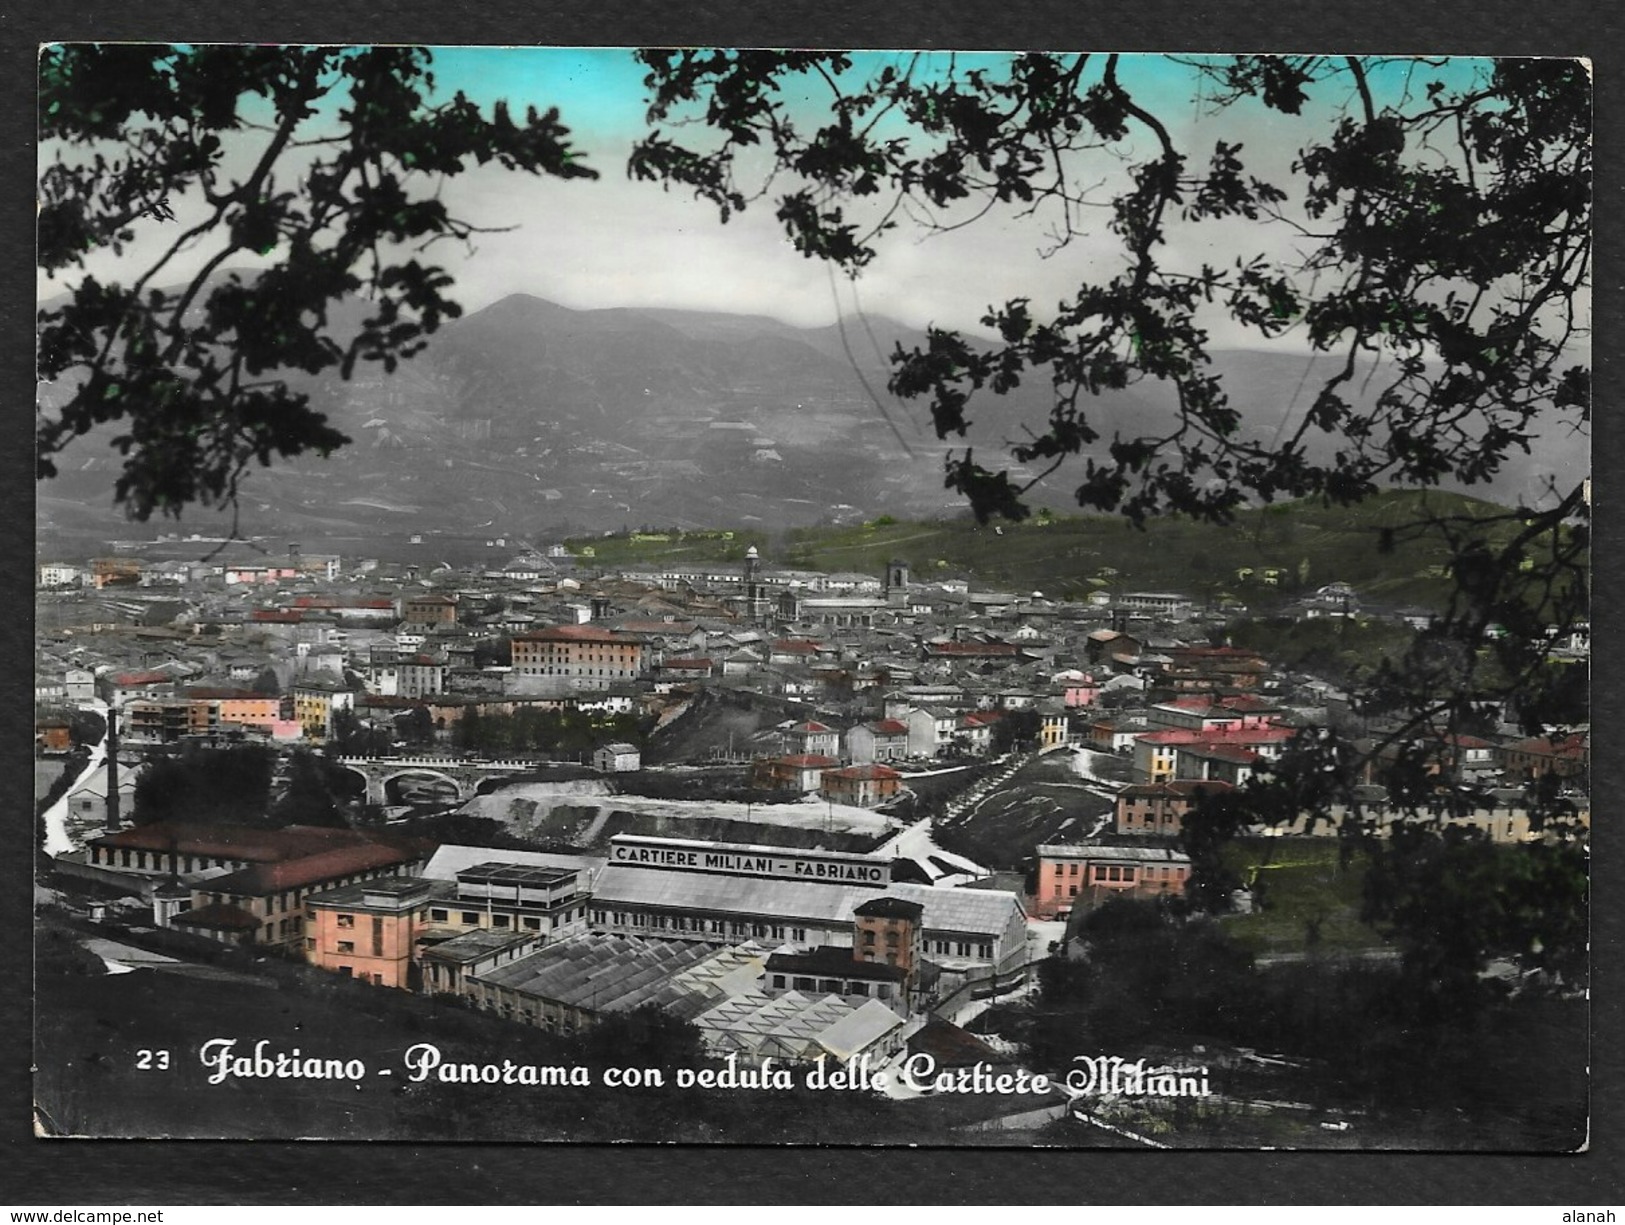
<box><xmin>753</xmin><ymin>753</ymin><xmax>838</xmax><ymax>793</ymax></box>
<box><xmin>1033</xmin><ymin>843</ymin><xmax>1192</xmax><ymax>918</ymax></box>
<box><xmin>820</xmin><ymin>764</ymin><xmax>903</xmax><ymax>809</ymax></box>
<box><xmin>1114</xmin><ymin>779</ymin><xmax>1234</xmax><ymax>836</ymax></box>
<box><xmin>165</xmin><ymin>836</ymin><xmax>429</xmax><ymax>950</ymax></box>
<box><xmin>304</xmin><ymin>876</ymin><xmax>434</xmax><ymax>988</ymax></box>
<box><xmin>226</xmin><ymin>564</ymin><xmax>300</xmax><ymax>585</ymax></box>
<box><xmin>1498</xmin><ymin>733</ymin><xmax>1588</xmax><ymax>782</ymax></box>
<box><xmin>1057</xmin><ymin>673</ymin><xmax>1102</xmax><ymax>708</ymax></box>
<box><xmin>1132</xmin><ymin>724</ymin><xmax>1295</xmax><ymax>782</ymax></box>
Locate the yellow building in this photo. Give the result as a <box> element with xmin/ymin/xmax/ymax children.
<box><xmin>293</xmin><ymin>680</ymin><xmax>352</xmax><ymax>741</ymax></box>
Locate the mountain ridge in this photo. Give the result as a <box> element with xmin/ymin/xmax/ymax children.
<box><xmin>36</xmin><ymin>288</ymin><xmax>1588</xmax><ymax>550</ymax></box>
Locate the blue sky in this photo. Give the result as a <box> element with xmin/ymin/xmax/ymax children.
<box><xmin>42</xmin><ymin>49</ymin><xmax>1510</xmax><ymax>342</ymax></box>
<box><xmin>423</xmin><ymin>47</ymin><xmax>655</xmax><ymax>147</ymax></box>
<box><xmin>414</xmin><ymin>48</ymin><xmax>1491</xmax><ymax>152</ymax></box>
<box><xmin>398</xmin><ymin>49</ymin><xmax>1496</xmax><ymax>334</ymax></box>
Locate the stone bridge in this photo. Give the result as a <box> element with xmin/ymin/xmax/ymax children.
<box><xmin>336</xmin><ymin>755</ymin><xmax>546</xmax><ymax>807</ymax></box>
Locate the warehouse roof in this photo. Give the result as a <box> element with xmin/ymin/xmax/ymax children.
<box><xmin>210</xmin><ymin>841</ymin><xmax>424</xmax><ymax>895</ymax></box>
<box><xmin>693</xmin><ymin>990</ymin><xmax>853</xmax><ymax>1047</ymax></box>
<box><xmin>1036</xmin><ymin>843</ymin><xmax>1192</xmax><ymax>864</ymax></box>
<box><xmin>592</xmin><ymin>866</ymin><xmax>1024</xmax><ymax>938</ymax></box>
<box><xmin>765</xmin><ymin>945</ymin><xmax>906</xmax><ymax>983</ymax></box>
<box><xmin>421</xmin><ymin>844</ymin><xmax>604</xmax><ymax>884</ymax></box>
<box><xmin>474</xmin><ymin>935</ymin><xmax>723</xmax><ymax>1014</ymax></box>
<box><xmin>591</xmin><ymin>864</ymin><xmax>872</xmax><ymax>925</ymax></box>
<box><xmin>815</xmin><ymin>999</ymin><xmax>908</xmax><ymax>1062</ymax></box>
<box><xmin>888</xmin><ymin>882</ymin><xmax>1026</xmax><ymax>937</ymax></box>
<box><xmin>420</xmin><ymin>928</ymin><xmax>539</xmax><ymax>965</ymax></box>
<box><xmin>92</xmin><ymin>821</ymin><xmax>383</xmax><ymax>864</ymax></box>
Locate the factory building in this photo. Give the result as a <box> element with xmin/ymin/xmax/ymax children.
<box><xmin>587</xmin><ymin>834</ymin><xmax>1029</xmax><ymax>993</ymax></box>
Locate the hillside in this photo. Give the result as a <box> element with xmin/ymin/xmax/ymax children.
<box><xmin>566</xmin><ymin>489</ymin><xmax>1579</xmax><ymax>613</ymax></box>
<box><xmin>39</xmin><ymin>288</ymin><xmax>1586</xmax><ymax>558</ymax></box>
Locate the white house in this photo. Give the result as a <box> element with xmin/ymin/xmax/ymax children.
<box><xmin>905</xmin><ymin>707</ymin><xmax>958</xmax><ymax>758</ymax></box>
<box><xmin>66</xmin><ymin>668</ymin><xmax>98</xmax><ymax>704</ymax></box>
<box><xmin>593</xmin><ymin>742</ymin><xmax>642</xmax><ymax>773</ymax></box>
<box><xmin>38</xmin><ymin>562</ymin><xmax>87</xmax><ymax>588</ymax></box>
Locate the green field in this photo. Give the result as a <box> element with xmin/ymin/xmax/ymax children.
<box><xmin>1218</xmin><ymin>838</ymin><xmax>1389</xmax><ymax>956</ymax></box>
<box><xmin>564</xmin><ymin>490</ymin><xmax>1573</xmax><ymax>613</ymax></box>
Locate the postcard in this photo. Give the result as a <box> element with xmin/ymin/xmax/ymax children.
<box><xmin>34</xmin><ymin>46</ymin><xmax>1589</xmax><ymax>1150</ymax></box>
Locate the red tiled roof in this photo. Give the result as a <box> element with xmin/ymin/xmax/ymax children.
<box><xmin>1217</xmin><ymin>694</ymin><xmax>1276</xmax><ymax>711</ymax></box>
<box><xmin>789</xmin><ymin>720</ymin><xmax>834</xmax><ymax>734</ymax></box>
<box><xmin>1120</xmin><ymin>780</ymin><xmax>1237</xmax><ymax>798</ymax></box>
<box><xmin>661</xmin><ymin>658</ymin><xmax>715</xmax><ymax>670</ymax></box>
<box><xmin>1176</xmin><ymin>744</ymin><xmax>1260</xmax><ymax>764</ymax></box>
<box><xmin>867</xmin><ymin>719</ymin><xmax>909</xmax><ymax>735</ymax></box>
<box><xmin>1503</xmin><ymin>734</ymin><xmax>1588</xmax><ymax>759</ymax></box>
<box><xmin>112</xmin><ymin>671</ymin><xmax>171</xmax><ymax>686</ymax></box>
<box><xmin>824</xmin><ymin>764</ymin><xmax>902</xmax><ymax>782</ymax></box>
<box><xmin>514</xmin><ymin>625</ymin><xmax>641</xmax><ymax>644</ymax></box>
<box><xmin>1162</xmin><ymin>696</ymin><xmax>1216</xmax><ymax>711</ymax></box>
<box><xmin>772</xmin><ymin>639</ymin><xmax>821</xmax><ymax>654</ymax></box>
<box><xmin>211</xmin><ymin>842</ymin><xmax>423</xmax><ymax>895</ymax></box>
<box><xmin>251</xmin><ymin>610</ymin><xmax>304</xmax><ymax>623</ymax></box>
<box><xmin>294</xmin><ymin>596</ymin><xmax>393</xmax><ymax>610</ymax></box>
<box><xmin>1137</xmin><ymin>726</ymin><xmax>1292</xmax><ymax>746</ymax></box>
<box><xmin>93</xmin><ymin>821</ymin><xmax>388</xmax><ymax>863</ymax></box>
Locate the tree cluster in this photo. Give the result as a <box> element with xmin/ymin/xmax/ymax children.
<box><xmin>330</xmin><ymin>706</ymin><xmax>397</xmax><ymax>755</ymax></box>
<box><xmin>1223</xmin><ymin>615</ymin><xmax>1417</xmax><ymax>693</ymax></box>
<box><xmin>471</xmin><ymin>636</ymin><xmax>513</xmax><ymax>669</ymax></box>
<box><xmin>991</xmin><ymin>707</ymin><xmax>1042</xmax><ymax>752</ymax></box>
<box><xmin>1179</xmin><ymin>726</ymin><xmax>1589</xmax><ymax>995</ymax></box>
<box><xmin>392</xmin><ymin>705</ymin><xmax>439</xmax><ymax>747</ymax></box>
<box><xmin>269</xmin><ymin>747</ymin><xmax>365</xmax><ymax>827</ymax></box>
<box><xmin>67</xmin><ymin>709</ymin><xmax>108</xmax><ymax>748</ymax></box>
<box><xmin>132</xmin><ymin>742</ymin><xmax>275</xmax><ymax>826</ymax></box>
<box><xmin>633</xmin><ymin>54</ymin><xmax>1587</xmax><ymax>526</ymax></box>
<box><xmin>1029</xmin><ymin>898</ymin><xmax>1255</xmax><ymax>1060</ymax></box>
<box><xmin>634</xmin><ymin>52</ymin><xmax>1590</xmax><ymax>824</ymax></box>
<box><xmin>1010</xmin><ymin>895</ymin><xmax>1583</xmax><ymax>1130</ymax></box>
<box><xmin>453</xmin><ymin>706</ymin><xmax>645</xmax><ymax>758</ymax></box>
<box><xmin>1360</xmin><ymin>821</ymin><xmax>1588</xmax><ymax>1005</ymax></box>
<box><xmin>38</xmin><ymin>45</ymin><xmax>596</xmax><ymax>520</ymax></box>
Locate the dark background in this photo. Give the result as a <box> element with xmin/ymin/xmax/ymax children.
<box><xmin>5</xmin><ymin>0</ymin><xmax>1620</xmax><ymax>1205</ymax></box>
